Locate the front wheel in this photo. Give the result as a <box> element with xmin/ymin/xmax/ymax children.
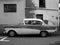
<box><xmin>40</xmin><ymin>31</ymin><xmax>48</xmax><ymax>37</ymax></box>
<box><xmin>8</xmin><ymin>30</ymin><xmax>17</xmax><ymax>37</ymax></box>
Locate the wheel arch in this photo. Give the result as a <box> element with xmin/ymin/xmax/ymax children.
<box><xmin>8</xmin><ymin>30</ymin><xmax>17</xmax><ymax>34</ymax></box>
<box><xmin>40</xmin><ymin>30</ymin><xmax>48</xmax><ymax>34</ymax></box>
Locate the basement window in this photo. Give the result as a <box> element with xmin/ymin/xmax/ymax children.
<box><xmin>39</xmin><ymin>0</ymin><xmax>45</xmax><ymax>8</ymax></box>
<box><xmin>4</xmin><ymin>4</ymin><xmax>16</xmax><ymax>12</ymax></box>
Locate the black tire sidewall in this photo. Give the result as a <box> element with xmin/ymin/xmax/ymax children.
<box><xmin>8</xmin><ymin>31</ymin><xmax>16</xmax><ymax>37</ymax></box>
<box><xmin>40</xmin><ymin>31</ymin><xmax>48</xmax><ymax>37</ymax></box>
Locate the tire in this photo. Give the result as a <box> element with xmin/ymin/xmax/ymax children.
<box><xmin>40</xmin><ymin>31</ymin><xmax>48</xmax><ymax>37</ymax></box>
<box><xmin>8</xmin><ymin>30</ymin><xmax>17</xmax><ymax>37</ymax></box>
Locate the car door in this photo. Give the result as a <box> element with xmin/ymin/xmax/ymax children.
<box><xmin>18</xmin><ymin>20</ymin><xmax>42</xmax><ymax>34</ymax></box>
<box><xmin>17</xmin><ymin>20</ymin><xmax>41</xmax><ymax>34</ymax></box>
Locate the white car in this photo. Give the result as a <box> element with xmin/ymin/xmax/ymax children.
<box><xmin>4</xmin><ymin>18</ymin><xmax>57</xmax><ymax>37</ymax></box>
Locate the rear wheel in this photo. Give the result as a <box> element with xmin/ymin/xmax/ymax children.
<box><xmin>40</xmin><ymin>31</ymin><xmax>48</xmax><ymax>37</ymax></box>
<box><xmin>8</xmin><ymin>30</ymin><xmax>17</xmax><ymax>37</ymax></box>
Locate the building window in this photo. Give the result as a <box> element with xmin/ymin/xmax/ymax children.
<box><xmin>39</xmin><ymin>0</ymin><xmax>45</xmax><ymax>8</ymax></box>
<box><xmin>36</xmin><ymin>14</ymin><xmax>43</xmax><ymax>20</ymax></box>
<box><xmin>4</xmin><ymin>4</ymin><xmax>16</xmax><ymax>12</ymax></box>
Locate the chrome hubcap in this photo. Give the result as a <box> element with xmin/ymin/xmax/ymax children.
<box><xmin>10</xmin><ymin>31</ymin><xmax>15</xmax><ymax>36</ymax></box>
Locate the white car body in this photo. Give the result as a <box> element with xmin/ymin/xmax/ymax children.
<box><xmin>4</xmin><ymin>27</ymin><xmax>57</xmax><ymax>35</ymax></box>
<box><xmin>4</xmin><ymin>28</ymin><xmax>40</xmax><ymax>34</ymax></box>
<box><xmin>4</xmin><ymin>18</ymin><xmax>57</xmax><ymax>36</ymax></box>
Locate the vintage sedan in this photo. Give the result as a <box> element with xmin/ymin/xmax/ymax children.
<box><xmin>3</xmin><ymin>18</ymin><xmax>57</xmax><ymax>37</ymax></box>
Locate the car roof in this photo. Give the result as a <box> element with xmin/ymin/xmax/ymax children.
<box><xmin>24</xmin><ymin>18</ymin><xmax>43</xmax><ymax>22</ymax></box>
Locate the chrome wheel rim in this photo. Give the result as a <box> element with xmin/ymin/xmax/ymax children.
<box><xmin>9</xmin><ymin>31</ymin><xmax>15</xmax><ymax>36</ymax></box>
<box><xmin>41</xmin><ymin>32</ymin><xmax>47</xmax><ymax>37</ymax></box>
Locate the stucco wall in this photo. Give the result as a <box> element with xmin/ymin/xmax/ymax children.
<box><xmin>0</xmin><ymin>0</ymin><xmax>25</xmax><ymax>25</ymax></box>
<box><xmin>31</xmin><ymin>0</ymin><xmax>59</xmax><ymax>26</ymax></box>
<box><xmin>46</xmin><ymin>0</ymin><xmax>59</xmax><ymax>10</ymax></box>
<box><xmin>32</xmin><ymin>0</ymin><xmax>59</xmax><ymax>10</ymax></box>
<box><xmin>0</xmin><ymin>0</ymin><xmax>59</xmax><ymax>26</ymax></box>
<box><xmin>33</xmin><ymin>10</ymin><xmax>58</xmax><ymax>26</ymax></box>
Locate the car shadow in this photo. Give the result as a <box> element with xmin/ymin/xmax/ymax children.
<box><xmin>15</xmin><ymin>34</ymin><xmax>41</xmax><ymax>38</ymax></box>
<box><xmin>10</xmin><ymin>34</ymin><xmax>60</xmax><ymax>38</ymax></box>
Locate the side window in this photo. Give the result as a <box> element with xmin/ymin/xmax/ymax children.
<box><xmin>31</xmin><ymin>20</ymin><xmax>36</xmax><ymax>25</ymax></box>
<box><xmin>28</xmin><ymin>20</ymin><xmax>31</xmax><ymax>24</ymax></box>
<box><xmin>25</xmin><ymin>20</ymin><xmax>32</xmax><ymax>25</ymax></box>
<box><xmin>31</xmin><ymin>20</ymin><xmax>42</xmax><ymax>25</ymax></box>
<box><xmin>25</xmin><ymin>20</ymin><xmax>42</xmax><ymax>25</ymax></box>
<box><xmin>36</xmin><ymin>21</ymin><xmax>42</xmax><ymax>25</ymax></box>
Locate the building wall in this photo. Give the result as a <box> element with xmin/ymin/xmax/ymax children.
<box><xmin>46</xmin><ymin>0</ymin><xmax>59</xmax><ymax>9</ymax></box>
<box><xmin>0</xmin><ymin>0</ymin><xmax>25</xmax><ymax>25</ymax></box>
<box><xmin>32</xmin><ymin>0</ymin><xmax>59</xmax><ymax>9</ymax></box>
<box><xmin>33</xmin><ymin>10</ymin><xmax>58</xmax><ymax>26</ymax></box>
<box><xmin>0</xmin><ymin>0</ymin><xmax>59</xmax><ymax>26</ymax></box>
<box><xmin>26</xmin><ymin>0</ymin><xmax>59</xmax><ymax>17</ymax></box>
<box><xmin>31</xmin><ymin>0</ymin><xmax>59</xmax><ymax>26</ymax></box>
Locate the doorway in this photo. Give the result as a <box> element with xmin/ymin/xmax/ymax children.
<box><xmin>36</xmin><ymin>14</ymin><xmax>43</xmax><ymax>20</ymax></box>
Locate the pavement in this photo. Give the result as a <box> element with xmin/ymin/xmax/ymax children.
<box><xmin>0</xmin><ymin>32</ymin><xmax>60</xmax><ymax>45</ymax></box>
